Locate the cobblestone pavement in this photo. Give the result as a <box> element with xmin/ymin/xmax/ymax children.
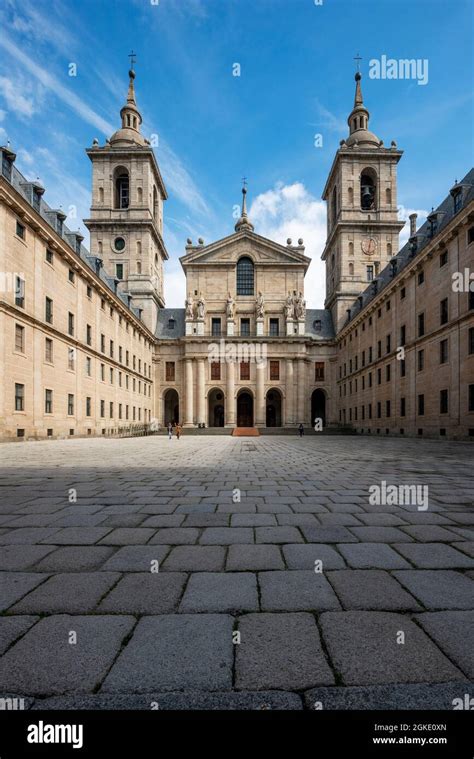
<box><xmin>0</xmin><ymin>435</ymin><xmax>473</xmax><ymax>710</ymax></box>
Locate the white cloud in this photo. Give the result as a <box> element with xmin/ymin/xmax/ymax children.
<box><xmin>0</xmin><ymin>75</ymin><xmax>36</xmax><ymax>117</ymax></box>
<box><xmin>0</xmin><ymin>126</ymin><xmax>7</xmax><ymax>143</ymax></box>
<box><xmin>250</xmin><ymin>182</ymin><xmax>328</xmax><ymax>308</ymax></box>
<box><xmin>0</xmin><ymin>109</ymin><xmax>6</xmax><ymax>121</ymax></box>
<box><xmin>158</xmin><ymin>140</ymin><xmax>210</xmax><ymax>218</ymax></box>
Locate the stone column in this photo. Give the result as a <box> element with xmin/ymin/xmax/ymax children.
<box><xmin>285</xmin><ymin>359</ymin><xmax>294</xmax><ymax>426</ymax></box>
<box><xmin>184</xmin><ymin>358</ymin><xmax>194</xmax><ymax>427</ymax></box>
<box><xmin>256</xmin><ymin>362</ymin><xmax>265</xmax><ymax>427</ymax></box>
<box><xmin>225</xmin><ymin>361</ymin><xmax>235</xmax><ymax>427</ymax></box>
<box><xmin>297</xmin><ymin>359</ymin><xmax>306</xmax><ymax>424</ymax></box>
<box><xmin>196</xmin><ymin>359</ymin><xmax>206</xmax><ymax>427</ymax></box>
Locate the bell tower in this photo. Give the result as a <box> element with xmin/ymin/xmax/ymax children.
<box><xmin>84</xmin><ymin>62</ymin><xmax>168</xmax><ymax>333</ymax></box>
<box><xmin>321</xmin><ymin>68</ymin><xmax>404</xmax><ymax>332</ymax></box>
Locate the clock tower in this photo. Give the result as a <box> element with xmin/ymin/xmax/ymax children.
<box><xmin>321</xmin><ymin>70</ymin><xmax>404</xmax><ymax>332</ymax></box>
<box><xmin>84</xmin><ymin>65</ymin><xmax>168</xmax><ymax>333</ymax></box>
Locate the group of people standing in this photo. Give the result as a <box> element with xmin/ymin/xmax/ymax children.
<box><xmin>167</xmin><ymin>422</ymin><xmax>182</xmax><ymax>440</ymax></box>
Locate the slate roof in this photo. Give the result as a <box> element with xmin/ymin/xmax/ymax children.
<box><xmin>343</xmin><ymin>168</ymin><xmax>474</xmax><ymax>327</ymax></box>
<box><xmin>305</xmin><ymin>309</ymin><xmax>335</xmax><ymax>339</ymax></box>
<box><xmin>4</xmin><ymin>158</ymin><xmax>143</xmax><ymax>320</ymax></box>
<box><xmin>155</xmin><ymin>308</ymin><xmax>186</xmax><ymax>339</ymax></box>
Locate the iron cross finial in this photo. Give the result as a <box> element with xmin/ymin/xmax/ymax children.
<box><xmin>128</xmin><ymin>51</ymin><xmax>137</xmax><ymax>70</ymax></box>
<box><xmin>354</xmin><ymin>53</ymin><xmax>362</xmax><ymax>73</ymax></box>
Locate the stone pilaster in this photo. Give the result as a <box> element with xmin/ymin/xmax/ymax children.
<box><xmin>184</xmin><ymin>358</ymin><xmax>194</xmax><ymax>427</ymax></box>
<box><xmin>225</xmin><ymin>361</ymin><xmax>235</xmax><ymax>427</ymax></box>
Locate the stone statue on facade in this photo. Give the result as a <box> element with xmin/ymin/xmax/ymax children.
<box><xmin>226</xmin><ymin>292</ymin><xmax>235</xmax><ymax>320</ymax></box>
<box><xmin>284</xmin><ymin>291</ymin><xmax>294</xmax><ymax>320</ymax></box>
<box><xmin>196</xmin><ymin>293</ymin><xmax>206</xmax><ymax>320</ymax></box>
<box><xmin>295</xmin><ymin>291</ymin><xmax>306</xmax><ymax>320</ymax></box>
<box><xmin>185</xmin><ymin>294</ymin><xmax>194</xmax><ymax>320</ymax></box>
<box><xmin>255</xmin><ymin>291</ymin><xmax>264</xmax><ymax>319</ymax></box>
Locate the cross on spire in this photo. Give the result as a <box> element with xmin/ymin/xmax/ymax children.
<box><xmin>354</xmin><ymin>52</ymin><xmax>362</xmax><ymax>73</ymax></box>
<box><xmin>128</xmin><ymin>50</ymin><xmax>137</xmax><ymax>70</ymax></box>
<box><xmin>242</xmin><ymin>176</ymin><xmax>248</xmax><ymax>190</ymax></box>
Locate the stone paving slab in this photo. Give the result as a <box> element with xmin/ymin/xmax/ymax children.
<box><xmin>235</xmin><ymin>613</ymin><xmax>334</xmax><ymax>690</ymax></box>
<box><xmin>226</xmin><ymin>544</ymin><xmax>284</xmax><ymax>571</ymax></box>
<box><xmin>319</xmin><ymin>611</ymin><xmax>466</xmax><ymax>685</ymax></box>
<box><xmin>97</xmin><ymin>573</ymin><xmax>187</xmax><ymax>614</ymax></box>
<box><xmin>336</xmin><ymin>543</ymin><xmax>411</xmax><ymax>569</ymax></box>
<box><xmin>326</xmin><ymin>570</ymin><xmax>421</xmax><ymax>611</ymax></box>
<box><xmin>304</xmin><ymin>682</ymin><xmax>474</xmax><ymax>710</ymax></box>
<box><xmin>0</xmin><ymin>544</ymin><xmax>56</xmax><ymax>570</ymax></box>
<box><xmin>100</xmin><ymin>545</ymin><xmax>170</xmax><ymax>572</ymax></box>
<box><xmin>199</xmin><ymin>527</ymin><xmax>254</xmax><ymax>544</ymax></box>
<box><xmin>179</xmin><ymin>572</ymin><xmax>258</xmax><ymax>613</ymax></box>
<box><xmin>32</xmin><ymin>691</ymin><xmax>304</xmax><ymax>710</ymax></box>
<box><xmin>101</xmin><ymin>615</ymin><xmax>234</xmax><ymax>692</ymax></box>
<box><xmin>0</xmin><ymin>615</ymin><xmax>135</xmax><ymax>695</ymax></box>
<box><xmin>393</xmin><ymin>570</ymin><xmax>474</xmax><ymax>609</ymax></box>
<box><xmin>10</xmin><ymin>572</ymin><xmax>121</xmax><ymax>614</ymax></box>
<box><xmin>259</xmin><ymin>570</ymin><xmax>341</xmax><ymax>611</ymax></box>
<box><xmin>35</xmin><ymin>546</ymin><xmax>115</xmax><ymax>572</ymax></box>
<box><xmin>415</xmin><ymin>611</ymin><xmax>474</xmax><ymax>678</ymax></box>
<box><xmin>0</xmin><ymin>572</ymin><xmax>49</xmax><ymax>612</ymax></box>
<box><xmin>162</xmin><ymin>545</ymin><xmax>226</xmax><ymax>571</ymax></box>
<box><xmin>282</xmin><ymin>543</ymin><xmax>346</xmax><ymax>570</ymax></box>
<box><xmin>0</xmin><ymin>615</ymin><xmax>38</xmax><ymax>655</ymax></box>
<box><xmin>392</xmin><ymin>543</ymin><xmax>474</xmax><ymax>569</ymax></box>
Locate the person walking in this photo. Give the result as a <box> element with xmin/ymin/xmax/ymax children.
<box><xmin>298</xmin><ymin>423</ymin><xmax>304</xmax><ymax>437</ymax></box>
<box><xmin>175</xmin><ymin>423</ymin><xmax>182</xmax><ymax>440</ymax></box>
<box><xmin>167</xmin><ymin>422</ymin><xmax>173</xmax><ymax>440</ymax></box>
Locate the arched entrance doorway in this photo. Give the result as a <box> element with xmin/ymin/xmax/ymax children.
<box><xmin>311</xmin><ymin>389</ymin><xmax>326</xmax><ymax>427</ymax></box>
<box><xmin>208</xmin><ymin>388</ymin><xmax>225</xmax><ymax>427</ymax></box>
<box><xmin>237</xmin><ymin>390</ymin><xmax>254</xmax><ymax>427</ymax></box>
<box><xmin>164</xmin><ymin>389</ymin><xmax>180</xmax><ymax>426</ymax></box>
<box><xmin>266</xmin><ymin>388</ymin><xmax>282</xmax><ymax>427</ymax></box>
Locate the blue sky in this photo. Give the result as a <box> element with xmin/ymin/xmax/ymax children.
<box><xmin>0</xmin><ymin>0</ymin><xmax>472</xmax><ymax>307</ymax></box>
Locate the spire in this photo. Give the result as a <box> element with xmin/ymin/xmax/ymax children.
<box><xmin>109</xmin><ymin>59</ymin><xmax>146</xmax><ymax>147</ymax></box>
<box><xmin>234</xmin><ymin>181</ymin><xmax>254</xmax><ymax>232</ymax></box>
<box><xmin>345</xmin><ymin>66</ymin><xmax>381</xmax><ymax>148</ymax></box>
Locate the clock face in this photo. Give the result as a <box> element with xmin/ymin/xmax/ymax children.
<box><xmin>361</xmin><ymin>236</ymin><xmax>377</xmax><ymax>256</ymax></box>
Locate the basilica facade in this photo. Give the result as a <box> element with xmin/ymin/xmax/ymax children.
<box><xmin>0</xmin><ymin>68</ymin><xmax>473</xmax><ymax>440</ymax></box>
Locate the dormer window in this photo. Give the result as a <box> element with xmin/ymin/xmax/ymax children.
<box><xmin>313</xmin><ymin>319</ymin><xmax>322</xmax><ymax>332</ymax></box>
<box><xmin>2</xmin><ymin>153</ymin><xmax>13</xmax><ymax>181</ymax></box>
<box><xmin>57</xmin><ymin>217</ymin><xmax>63</xmax><ymax>236</ymax></box>
<box><xmin>32</xmin><ymin>188</ymin><xmax>41</xmax><ymax>213</ymax></box>
<box><xmin>453</xmin><ymin>190</ymin><xmax>462</xmax><ymax>213</ymax></box>
<box><xmin>428</xmin><ymin>213</ymin><xmax>438</xmax><ymax>237</ymax></box>
<box><xmin>168</xmin><ymin>317</ymin><xmax>175</xmax><ymax>330</ymax></box>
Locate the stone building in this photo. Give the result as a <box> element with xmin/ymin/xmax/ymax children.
<box><xmin>0</xmin><ymin>68</ymin><xmax>472</xmax><ymax>440</ymax></box>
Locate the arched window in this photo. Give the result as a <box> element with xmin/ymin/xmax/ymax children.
<box><xmin>153</xmin><ymin>186</ymin><xmax>158</xmax><ymax>222</ymax></box>
<box><xmin>114</xmin><ymin>167</ymin><xmax>129</xmax><ymax>209</ymax></box>
<box><xmin>236</xmin><ymin>256</ymin><xmax>254</xmax><ymax>295</ymax></box>
<box><xmin>348</xmin><ymin>187</ymin><xmax>353</xmax><ymax>206</ymax></box>
<box><xmin>386</xmin><ymin>187</ymin><xmax>391</xmax><ymax>205</ymax></box>
<box><xmin>387</xmin><ymin>242</ymin><xmax>392</xmax><ymax>257</ymax></box>
<box><xmin>348</xmin><ymin>242</ymin><xmax>354</xmax><ymax>257</ymax></box>
<box><xmin>349</xmin><ymin>262</ymin><xmax>354</xmax><ymax>275</ymax></box>
<box><xmin>98</xmin><ymin>187</ymin><xmax>104</xmax><ymax>203</ymax></box>
<box><xmin>137</xmin><ymin>261</ymin><xmax>142</xmax><ymax>274</ymax></box>
<box><xmin>154</xmin><ymin>254</ymin><xmax>158</xmax><ymax>268</ymax></box>
<box><xmin>360</xmin><ymin>168</ymin><xmax>377</xmax><ymax>211</ymax></box>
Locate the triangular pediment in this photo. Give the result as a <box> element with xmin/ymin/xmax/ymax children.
<box><xmin>180</xmin><ymin>229</ymin><xmax>311</xmax><ymax>271</ymax></box>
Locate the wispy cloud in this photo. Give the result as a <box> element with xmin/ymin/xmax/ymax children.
<box><xmin>310</xmin><ymin>99</ymin><xmax>347</xmax><ymax>134</ymax></box>
<box><xmin>0</xmin><ymin>75</ymin><xmax>36</xmax><ymax>117</ymax></box>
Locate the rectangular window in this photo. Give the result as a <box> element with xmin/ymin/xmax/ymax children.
<box><xmin>87</xmin><ymin>285</ymin><xmax>92</xmax><ymax>299</ymax></box>
<box><xmin>315</xmin><ymin>362</ymin><xmax>325</xmax><ymax>381</ymax></box>
<box><xmin>100</xmin><ymin>364</ymin><xmax>105</xmax><ymax>381</ymax></box>
<box><xmin>368</xmin><ymin>346</ymin><xmax>373</xmax><ymax>363</ymax></box>
<box><xmin>270</xmin><ymin>360</ymin><xmax>280</xmax><ymax>381</ymax></box>
<box><xmin>100</xmin><ymin>400</ymin><xmax>105</xmax><ymax>418</ymax></box>
<box><xmin>377</xmin><ymin>340</ymin><xmax>382</xmax><ymax>358</ymax></box>
<box><xmin>211</xmin><ymin>362</ymin><xmax>221</xmax><ymax>381</ymax></box>
<box><xmin>418</xmin><ymin>312</ymin><xmax>425</xmax><ymax>337</ymax></box>
<box><xmin>86</xmin><ymin>324</ymin><xmax>92</xmax><ymax>346</ymax></box>
<box><xmin>68</xmin><ymin>269</ymin><xmax>75</xmax><ymax>284</ymax></box>
<box><xmin>116</xmin><ymin>264</ymin><xmax>123</xmax><ymax>280</ymax></box>
<box><xmin>418</xmin><ymin>349</ymin><xmax>424</xmax><ymax>372</ymax></box>
<box><xmin>67</xmin><ymin>394</ymin><xmax>74</xmax><ymax>415</ymax></box>
<box><xmin>377</xmin><ymin>401</ymin><xmax>381</xmax><ymax>419</ymax></box>
<box><xmin>165</xmin><ymin>362</ymin><xmax>175</xmax><ymax>382</ymax></box>
<box><xmin>68</xmin><ymin>347</ymin><xmax>75</xmax><ymax>371</ymax></box>
<box><xmin>15</xmin><ymin>276</ymin><xmax>25</xmax><ymax>308</ymax></box>
<box><xmin>400</xmin><ymin>287</ymin><xmax>406</xmax><ymax>299</ymax></box>
<box><xmin>45</xmin><ymin>338</ymin><xmax>53</xmax><ymax>363</ymax></box>
<box><xmin>386</xmin><ymin>334</ymin><xmax>391</xmax><ymax>353</ymax></box>
<box><xmin>86</xmin><ymin>397</ymin><xmax>91</xmax><ymax>417</ymax></box>
<box><xmin>211</xmin><ymin>318</ymin><xmax>221</xmax><ymax>337</ymax></box>
<box><xmin>110</xmin><ymin>402</ymin><xmax>114</xmax><ymax>418</ymax></box>
<box><xmin>377</xmin><ymin>368</ymin><xmax>382</xmax><ymax>385</ymax></box>
<box><xmin>400</xmin><ymin>325</ymin><xmax>406</xmax><ymax>346</ymax></box>
<box><xmin>368</xmin><ymin>372</ymin><xmax>372</xmax><ymax>388</ymax></box>
<box><xmin>45</xmin><ymin>297</ymin><xmax>53</xmax><ymax>324</ymax></box>
<box><xmin>16</xmin><ymin>220</ymin><xmax>25</xmax><ymax>239</ymax></box>
<box><xmin>469</xmin><ymin>384</ymin><xmax>474</xmax><ymax>412</ymax></box>
<box><xmin>110</xmin><ymin>340</ymin><xmax>114</xmax><ymax>358</ymax></box>
<box><xmin>15</xmin><ymin>383</ymin><xmax>24</xmax><ymax>411</ymax></box>
<box><xmin>386</xmin><ymin>400</ymin><xmax>391</xmax><ymax>418</ymax></box>
<box><xmin>440</xmin><ymin>339</ymin><xmax>448</xmax><ymax>364</ymax></box>
<box><xmin>15</xmin><ymin>324</ymin><xmax>24</xmax><ymax>352</ymax></box>
<box><xmin>46</xmin><ymin>248</ymin><xmax>54</xmax><ymax>264</ymax></box>
<box><xmin>440</xmin><ymin>389</ymin><xmax>448</xmax><ymax>414</ymax></box>
<box><xmin>86</xmin><ymin>356</ymin><xmax>91</xmax><ymax>376</ymax></box>
<box><xmin>400</xmin><ymin>359</ymin><xmax>406</xmax><ymax>378</ymax></box>
<box><xmin>417</xmin><ymin>270</ymin><xmax>424</xmax><ymax>285</ymax></box>
<box><xmin>45</xmin><ymin>389</ymin><xmax>53</xmax><ymax>414</ymax></box>
<box><xmin>440</xmin><ymin>298</ymin><xmax>449</xmax><ymax>325</ymax></box>
<box><xmin>470</xmin><ymin>291</ymin><xmax>474</xmax><ymax>311</ymax></box>
<box><xmin>440</xmin><ymin>250</ymin><xmax>448</xmax><ymax>267</ymax></box>
<box><xmin>240</xmin><ymin>318</ymin><xmax>250</xmax><ymax>337</ymax></box>
<box><xmin>240</xmin><ymin>361</ymin><xmax>250</xmax><ymax>381</ymax></box>
<box><xmin>100</xmin><ymin>334</ymin><xmax>105</xmax><ymax>353</ymax></box>
<box><xmin>68</xmin><ymin>312</ymin><xmax>74</xmax><ymax>336</ymax></box>
<box><xmin>469</xmin><ymin>328</ymin><xmax>474</xmax><ymax>355</ymax></box>
<box><xmin>418</xmin><ymin>394</ymin><xmax>425</xmax><ymax>416</ymax></box>
<box><xmin>110</xmin><ymin>368</ymin><xmax>113</xmax><ymax>384</ymax></box>
<box><xmin>119</xmin><ymin>403</ymin><xmax>122</xmax><ymax>420</ymax></box>
<box><xmin>367</xmin><ymin>265</ymin><xmax>374</xmax><ymax>281</ymax></box>
<box><xmin>368</xmin><ymin>403</ymin><xmax>372</xmax><ymax>419</ymax></box>
<box><xmin>269</xmin><ymin>318</ymin><xmax>279</xmax><ymax>337</ymax></box>
<box><xmin>400</xmin><ymin>397</ymin><xmax>406</xmax><ymax>417</ymax></box>
<box><xmin>386</xmin><ymin>364</ymin><xmax>391</xmax><ymax>382</ymax></box>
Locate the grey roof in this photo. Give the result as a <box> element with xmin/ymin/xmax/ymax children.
<box><xmin>344</xmin><ymin>167</ymin><xmax>474</xmax><ymax>327</ymax></box>
<box><xmin>306</xmin><ymin>309</ymin><xmax>335</xmax><ymax>339</ymax></box>
<box><xmin>4</xmin><ymin>156</ymin><xmax>143</xmax><ymax>320</ymax></box>
<box><xmin>155</xmin><ymin>308</ymin><xmax>186</xmax><ymax>339</ymax></box>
